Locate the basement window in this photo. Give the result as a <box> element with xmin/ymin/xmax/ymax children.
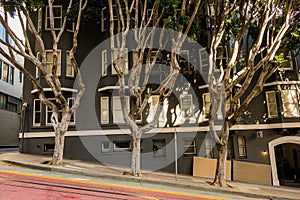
<box><xmin>44</xmin><ymin>143</ymin><xmax>55</xmax><ymax>152</ymax></box>
<box><xmin>113</xmin><ymin>141</ymin><xmax>131</xmax><ymax>151</ymax></box>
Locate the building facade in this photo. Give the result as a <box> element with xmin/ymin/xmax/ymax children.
<box><xmin>0</xmin><ymin>19</ymin><xmax>23</xmax><ymax>147</ymax></box>
<box><xmin>21</xmin><ymin>1</ymin><xmax>300</xmax><ymax>186</ymax></box>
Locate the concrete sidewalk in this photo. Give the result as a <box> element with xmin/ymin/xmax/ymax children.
<box><xmin>0</xmin><ymin>152</ymin><xmax>299</xmax><ymax>200</ymax></box>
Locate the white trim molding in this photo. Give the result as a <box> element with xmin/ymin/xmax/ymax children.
<box><xmin>31</xmin><ymin>87</ymin><xmax>78</xmax><ymax>94</ymax></box>
<box><xmin>268</xmin><ymin>136</ymin><xmax>300</xmax><ymax>186</ymax></box>
<box><xmin>98</xmin><ymin>85</ymin><xmax>129</xmax><ymax>92</ymax></box>
<box><xmin>264</xmin><ymin>81</ymin><xmax>300</xmax><ymax>87</ymax></box>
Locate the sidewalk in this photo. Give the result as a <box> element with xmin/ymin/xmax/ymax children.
<box><xmin>0</xmin><ymin>152</ymin><xmax>299</xmax><ymax>200</ymax></box>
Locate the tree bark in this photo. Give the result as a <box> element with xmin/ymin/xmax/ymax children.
<box><xmin>131</xmin><ymin>134</ymin><xmax>141</xmax><ymax>176</ymax></box>
<box><xmin>212</xmin><ymin>120</ymin><xmax>229</xmax><ymax>187</ymax></box>
<box><xmin>52</xmin><ymin>129</ymin><xmax>66</xmax><ymax>165</ymax></box>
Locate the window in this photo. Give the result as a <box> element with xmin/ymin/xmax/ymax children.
<box><xmin>0</xmin><ymin>93</ymin><xmax>6</xmax><ymax>109</ymax></box>
<box><xmin>111</xmin><ymin>48</ymin><xmax>128</xmax><ymax>75</ymax></box>
<box><xmin>153</xmin><ymin>139</ymin><xmax>166</xmax><ymax>158</ymax></box>
<box><xmin>0</xmin><ymin>23</ymin><xmax>5</xmax><ymax>40</ymax></box>
<box><xmin>2</xmin><ymin>62</ymin><xmax>8</xmax><ymax>82</ymax></box>
<box><xmin>204</xmin><ymin>138</ymin><xmax>214</xmax><ymax>158</ymax></box>
<box><xmin>9</xmin><ymin>66</ymin><xmax>14</xmax><ymax>84</ymax></box>
<box><xmin>278</xmin><ymin>50</ymin><xmax>293</xmax><ymax>70</ymax></box>
<box><xmin>0</xmin><ymin>60</ymin><xmax>2</xmax><ymax>79</ymax></box>
<box><xmin>66</xmin><ymin>19</ymin><xmax>75</xmax><ymax>32</ymax></box>
<box><xmin>7</xmin><ymin>96</ymin><xmax>18</xmax><ymax>112</ymax></box>
<box><xmin>202</xmin><ymin>93</ymin><xmax>211</xmax><ymax>118</ymax></box>
<box><xmin>66</xmin><ymin>51</ymin><xmax>74</xmax><ymax>77</ymax></box>
<box><xmin>68</xmin><ymin>98</ymin><xmax>75</xmax><ymax>125</ymax></box>
<box><xmin>101</xmin><ymin>141</ymin><xmax>110</xmax><ymax>153</ymax></box>
<box><xmin>215</xmin><ymin>46</ymin><xmax>228</xmax><ymax>71</ymax></box>
<box><xmin>46</xmin><ymin>50</ymin><xmax>61</xmax><ymax>75</ymax></box>
<box><xmin>227</xmin><ymin>136</ymin><xmax>234</xmax><ymax>159</ymax></box>
<box><xmin>45</xmin><ymin>6</ymin><xmax>62</xmax><ymax>30</ymax></box>
<box><xmin>113</xmin><ymin>96</ymin><xmax>129</xmax><ymax>124</ymax></box>
<box><xmin>178</xmin><ymin>50</ymin><xmax>191</xmax><ymax>72</ymax></box>
<box><xmin>225</xmin><ymin>97</ymin><xmax>240</xmax><ymax>112</ymax></box>
<box><xmin>199</xmin><ymin>48</ymin><xmax>209</xmax><ymax>75</ymax></box>
<box><xmin>146</xmin><ymin>95</ymin><xmax>159</xmax><ymax>124</ymax></box>
<box><xmin>36</xmin><ymin>50</ymin><xmax>61</xmax><ymax>76</ymax></box>
<box><xmin>101</xmin><ymin>7</ymin><xmax>107</xmax><ymax>32</ymax></box>
<box><xmin>281</xmin><ymin>89</ymin><xmax>300</xmax><ymax>117</ymax></box>
<box><xmin>46</xmin><ymin>99</ymin><xmax>61</xmax><ymax>126</ymax></box>
<box><xmin>180</xmin><ymin>94</ymin><xmax>193</xmax><ymax>118</ymax></box>
<box><xmin>184</xmin><ymin>139</ymin><xmax>196</xmax><ymax>156</ymax></box>
<box><xmin>37</xmin><ymin>8</ymin><xmax>42</xmax><ymax>32</ymax></box>
<box><xmin>266</xmin><ymin>91</ymin><xmax>278</xmax><ymax>118</ymax></box>
<box><xmin>19</xmin><ymin>71</ymin><xmax>23</xmax><ymax>83</ymax></box>
<box><xmin>33</xmin><ymin>99</ymin><xmax>41</xmax><ymax>126</ymax></box>
<box><xmin>113</xmin><ymin>141</ymin><xmax>131</xmax><ymax>151</ymax></box>
<box><xmin>102</xmin><ymin>50</ymin><xmax>107</xmax><ymax>76</ymax></box>
<box><xmin>237</xmin><ymin>136</ymin><xmax>247</xmax><ymax>158</ymax></box>
<box><xmin>101</xmin><ymin>97</ymin><xmax>109</xmax><ymax>124</ymax></box>
<box><xmin>44</xmin><ymin>144</ymin><xmax>55</xmax><ymax>152</ymax></box>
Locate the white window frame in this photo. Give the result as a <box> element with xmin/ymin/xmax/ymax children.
<box><xmin>36</xmin><ymin>50</ymin><xmax>61</xmax><ymax>76</ymax></box>
<box><xmin>68</xmin><ymin>97</ymin><xmax>75</xmax><ymax>125</ymax></box>
<box><xmin>113</xmin><ymin>96</ymin><xmax>130</xmax><ymax>124</ymax></box>
<box><xmin>179</xmin><ymin>50</ymin><xmax>190</xmax><ymax>71</ymax></box>
<box><xmin>199</xmin><ymin>48</ymin><xmax>209</xmax><ymax>74</ymax></box>
<box><xmin>66</xmin><ymin>18</ymin><xmax>75</xmax><ymax>32</ymax></box>
<box><xmin>202</xmin><ymin>93</ymin><xmax>211</xmax><ymax>117</ymax></box>
<box><xmin>33</xmin><ymin>99</ymin><xmax>41</xmax><ymax>126</ymax></box>
<box><xmin>66</xmin><ymin>51</ymin><xmax>74</xmax><ymax>77</ymax></box>
<box><xmin>101</xmin><ymin>7</ymin><xmax>107</xmax><ymax>32</ymax></box>
<box><xmin>101</xmin><ymin>141</ymin><xmax>110</xmax><ymax>153</ymax></box>
<box><xmin>102</xmin><ymin>49</ymin><xmax>108</xmax><ymax>76</ymax></box>
<box><xmin>45</xmin><ymin>6</ymin><xmax>62</xmax><ymax>30</ymax></box>
<box><xmin>215</xmin><ymin>46</ymin><xmax>228</xmax><ymax>72</ymax></box>
<box><xmin>2</xmin><ymin>62</ymin><xmax>8</xmax><ymax>82</ymax></box>
<box><xmin>153</xmin><ymin>139</ymin><xmax>166</xmax><ymax>158</ymax></box>
<box><xmin>281</xmin><ymin>89</ymin><xmax>300</xmax><ymax>117</ymax></box>
<box><xmin>9</xmin><ymin>66</ymin><xmax>14</xmax><ymax>85</ymax></box>
<box><xmin>46</xmin><ymin>50</ymin><xmax>61</xmax><ymax>76</ymax></box>
<box><xmin>237</xmin><ymin>136</ymin><xmax>247</xmax><ymax>158</ymax></box>
<box><xmin>46</xmin><ymin>98</ymin><xmax>62</xmax><ymax>126</ymax></box>
<box><xmin>266</xmin><ymin>91</ymin><xmax>278</xmax><ymax>118</ymax></box>
<box><xmin>204</xmin><ymin>138</ymin><xmax>213</xmax><ymax>158</ymax></box>
<box><xmin>111</xmin><ymin>48</ymin><xmax>128</xmax><ymax>75</ymax></box>
<box><xmin>37</xmin><ymin>8</ymin><xmax>43</xmax><ymax>33</ymax></box>
<box><xmin>180</xmin><ymin>94</ymin><xmax>193</xmax><ymax>118</ymax></box>
<box><xmin>101</xmin><ymin>96</ymin><xmax>109</xmax><ymax>124</ymax></box>
<box><xmin>184</xmin><ymin>139</ymin><xmax>196</xmax><ymax>156</ymax></box>
<box><xmin>113</xmin><ymin>141</ymin><xmax>131</xmax><ymax>151</ymax></box>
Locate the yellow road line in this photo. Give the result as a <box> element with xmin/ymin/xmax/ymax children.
<box><xmin>0</xmin><ymin>169</ymin><xmax>225</xmax><ymax>200</ymax></box>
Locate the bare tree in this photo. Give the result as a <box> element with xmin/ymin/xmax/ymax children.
<box><xmin>108</xmin><ymin>0</ymin><xmax>201</xmax><ymax>176</ymax></box>
<box><xmin>206</xmin><ymin>0</ymin><xmax>300</xmax><ymax>187</ymax></box>
<box><xmin>0</xmin><ymin>0</ymin><xmax>87</xmax><ymax>165</ymax></box>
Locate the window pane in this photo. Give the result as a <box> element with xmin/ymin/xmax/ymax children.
<box><xmin>101</xmin><ymin>97</ymin><xmax>109</xmax><ymax>124</ymax></box>
<box><xmin>113</xmin><ymin>141</ymin><xmax>130</xmax><ymax>151</ymax></box>
<box><xmin>237</xmin><ymin>136</ymin><xmax>247</xmax><ymax>158</ymax></box>
<box><xmin>281</xmin><ymin>90</ymin><xmax>300</xmax><ymax>117</ymax></box>
<box><xmin>113</xmin><ymin>96</ymin><xmax>129</xmax><ymax>123</ymax></box>
<box><xmin>153</xmin><ymin>139</ymin><xmax>166</xmax><ymax>158</ymax></box>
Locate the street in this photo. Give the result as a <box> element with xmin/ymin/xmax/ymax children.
<box><xmin>0</xmin><ymin>168</ymin><xmax>217</xmax><ymax>200</ymax></box>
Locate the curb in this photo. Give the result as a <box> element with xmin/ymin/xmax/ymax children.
<box><xmin>1</xmin><ymin>160</ymin><xmax>296</xmax><ymax>200</ymax></box>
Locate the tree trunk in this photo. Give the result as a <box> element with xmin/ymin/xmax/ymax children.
<box><xmin>52</xmin><ymin>129</ymin><xmax>66</xmax><ymax>165</ymax></box>
<box><xmin>131</xmin><ymin>134</ymin><xmax>141</xmax><ymax>176</ymax></box>
<box><xmin>212</xmin><ymin>120</ymin><xmax>229</xmax><ymax>187</ymax></box>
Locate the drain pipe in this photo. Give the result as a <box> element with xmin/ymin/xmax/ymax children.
<box><xmin>20</xmin><ymin>102</ymin><xmax>27</xmax><ymax>153</ymax></box>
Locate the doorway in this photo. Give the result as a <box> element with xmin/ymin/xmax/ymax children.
<box><xmin>268</xmin><ymin>136</ymin><xmax>300</xmax><ymax>186</ymax></box>
<box><xmin>275</xmin><ymin>143</ymin><xmax>300</xmax><ymax>187</ymax></box>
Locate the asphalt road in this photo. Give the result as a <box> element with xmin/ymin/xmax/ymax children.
<box><xmin>0</xmin><ymin>169</ymin><xmax>216</xmax><ymax>200</ymax></box>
